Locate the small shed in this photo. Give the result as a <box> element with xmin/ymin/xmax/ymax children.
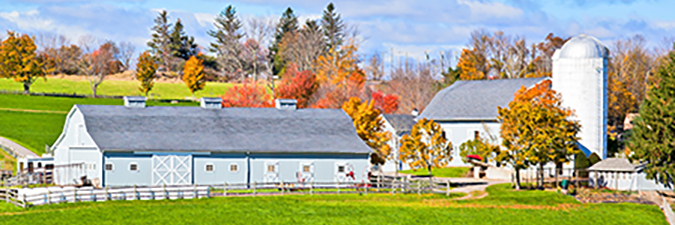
<box><xmin>588</xmin><ymin>158</ymin><xmax>640</xmax><ymax>190</ymax></box>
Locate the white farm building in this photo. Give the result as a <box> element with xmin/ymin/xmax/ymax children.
<box><xmin>50</xmin><ymin>97</ymin><xmax>372</xmax><ymax>187</ymax></box>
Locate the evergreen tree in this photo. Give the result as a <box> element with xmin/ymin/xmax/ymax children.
<box><xmin>271</xmin><ymin>7</ymin><xmax>299</xmax><ymax>75</ymax></box>
<box><xmin>208</xmin><ymin>5</ymin><xmax>244</xmax><ymax>54</ymax></box>
<box><xmin>147</xmin><ymin>10</ymin><xmax>173</xmax><ymax>72</ymax></box>
<box><xmin>629</xmin><ymin>50</ymin><xmax>675</xmax><ymax>188</ymax></box>
<box><xmin>169</xmin><ymin>19</ymin><xmax>198</xmax><ymax>61</ymax></box>
<box><xmin>321</xmin><ymin>3</ymin><xmax>345</xmax><ymax>51</ymax></box>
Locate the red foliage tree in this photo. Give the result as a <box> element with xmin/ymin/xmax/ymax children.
<box><xmin>371</xmin><ymin>90</ymin><xmax>399</xmax><ymax>114</ymax></box>
<box><xmin>312</xmin><ymin>69</ymin><xmax>366</xmax><ymax>109</ymax></box>
<box><xmin>275</xmin><ymin>63</ymin><xmax>318</xmax><ymax>108</ymax></box>
<box><xmin>221</xmin><ymin>81</ymin><xmax>273</xmax><ymax>108</ymax></box>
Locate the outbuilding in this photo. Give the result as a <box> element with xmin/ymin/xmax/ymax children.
<box><xmin>50</xmin><ymin>97</ymin><xmax>372</xmax><ymax>187</ymax></box>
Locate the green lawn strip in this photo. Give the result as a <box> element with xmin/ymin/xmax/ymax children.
<box><xmin>399</xmin><ymin>167</ymin><xmax>471</xmax><ymax>178</ymax></box>
<box><xmin>0</xmin><ymin>111</ymin><xmax>66</xmax><ymax>155</ymax></box>
<box><xmin>0</xmin><ymin>94</ymin><xmax>200</xmax><ymax>112</ymax></box>
<box><xmin>0</xmin><ymin>193</ymin><xmax>665</xmax><ymax>224</ymax></box>
<box><xmin>0</xmin><ymin>78</ymin><xmax>233</xmax><ymax>99</ymax></box>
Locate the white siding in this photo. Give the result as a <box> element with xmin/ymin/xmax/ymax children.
<box><xmin>52</xmin><ymin>107</ymin><xmax>102</xmax><ymax>185</ymax></box>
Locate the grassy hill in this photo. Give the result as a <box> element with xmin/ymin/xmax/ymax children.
<box><xmin>0</xmin><ymin>77</ymin><xmax>233</xmax><ymax>99</ymax></box>
<box><xmin>0</xmin><ymin>184</ymin><xmax>666</xmax><ymax>224</ymax></box>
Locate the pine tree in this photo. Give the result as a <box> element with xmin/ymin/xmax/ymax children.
<box><xmin>169</xmin><ymin>19</ymin><xmax>198</xmax><ymax>61</ymax></box>
<box><xmin>208</xmin><ymin>5</ymin><xmax>246</xmax><ymax>81</ymax></box>
<box><xmin>629</xmin><ymin>50</ymin><xmax>675</xmax><ymax>188</ymax></box>
<box><xmin>321</xmin><ymin>3</ymin><xmax>345</xmax><ymax>51</ymax></box>
<box><xmin>271</xmin><ymin>7</ymin><xmax>299</xmax><ymax>75</ymax></box>
<box><xmin>147</xmin><ymin>10</ymin><xmax>173</xmax><ymax>72</ymax></box>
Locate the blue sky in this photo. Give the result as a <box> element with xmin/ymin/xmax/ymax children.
<box><xmin>1</xmin><ymin>0</ymin><xmax>673</xmax><ymax>63</ymax></box>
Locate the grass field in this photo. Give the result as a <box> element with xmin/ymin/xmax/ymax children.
<box><xmin>0</xmin><ymin>184</ymin><xmax>666</xmax><ymax>224</ymax></box>
<box><xmin>0</xmin><ymin>77</ymin><xmax>234</xmax><ymax>99</ymax></box>
<box><xmin>400</xmin><ymin>167</ymin><xmax>471</xmax><ymax>178</ymax></box>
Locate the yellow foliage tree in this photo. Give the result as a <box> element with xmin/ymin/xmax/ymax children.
<box><xmin>0</xmin><ymin>31</ymin><xmax>46</xmax><ymax>93</ymax></box>
<box><xmin>182</xmin><ymin>55</ymin><xmax>206</xmax><ymax>95</ymax></box>
<box><xmin>497</xmin><ymin>80</ymin><xmax>580</xmax><ymax>189</ymax></box>
<box><xmin>315</xmin><ymin>43</ymin><xmax>361</xmax><ymax>86</ymax></box>
<box><xmin>399</xmin><ymin>118</ymin><xmax>453</xmax><ymax>177</ymax></box>
<box><xmin>342</xmin><ymin>97</ymin><xmax>392</xmax><ymax>165</ymax></box>
<box><xmin>457</xmin><ymin>48</ymin><xmax>487</xmax><ymax>80</ymax></box>
<box><xmin>136</xmin><ymin>51</ymin><xmax>158</xmax><ymax>96</ymax></box>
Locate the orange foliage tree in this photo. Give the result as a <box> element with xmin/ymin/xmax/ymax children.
<box><xmin>182</xmin><ymin>56</ymin><xmax>206</xmax><ymax>95</ymax></box>
<box><xmin>371</xmin><ymin>90</ymin><xmax>399</xmax><ymax>114</ymax></box>
<box><xmin>0</xmin><ymin>31</ymin><xmax>47</xmax><ymax>93</ymax></box>
<box><xmin>221</xmin><ymin>81</ymin><xmax>273</xmax><ymax>108</ymax></box>
<box><xmin>457</xmin><ymin>48</ymin><xmax>487</xmax><ymax>80</ymax></box>
<box><xmin>312</xmin><ymin>43</ymin><xmax>366</xmax><ymax>108</ymax></box>
<box><xmin>275</xmin><ymin>63</ymin><xmax>318</xmax><ymax>108</ymax></box>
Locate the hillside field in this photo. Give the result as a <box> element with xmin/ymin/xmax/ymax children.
<box><xmin>0</xmin><ymin>77</ymin><xmax>233</xmax><ymax>99</ymax></box>
<box><xmin>0</xmin><ymin>184</ymin><xmax>666</xmax><ymax>224</ymax></box>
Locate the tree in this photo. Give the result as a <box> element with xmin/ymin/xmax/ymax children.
<box><xmin>79</xmin><ymin>40</ymin><xmax>120</xmax><ymax>97</ymax></box>
<box><xmin>170</xmin><ymin>18</ymin><xmax>198</xmax><ymax>62</ymax></box>
<box><xmin>342</xmin><ymin>97</ymin><xmax>392</xmax><ymax>165</ymax></box>
<box><xmin>221</xmin><ymin>81</ymin><xmax>273</xmax><ymax>108</ymax></box>
<box><xmin>629</xmin><ymin>49</ymin><xmax>675</xmax><ymax>188</ymax></box>
<box><xmin>497</xmin><ymin>80</ymin><xmax>580</xmax><ymax>189</ymax></box>
<box><xmin>275</xmin><ymin>63</ymin><xmax>318</xmax><ymax>108</ymax></box>
<box><xmin>271</xmin><ymin>7</ymin><xmax>298</xmax><ymax>74</ymax></box>
<box><xmin>209</xmin><ymin>5</ymin><xmax>246</xmax><ymax>81</ymax></box>
<box><xmin>118</xmin><ymin>41</ymin><xmax>136</xmax><ymax>71</ymax></box>
<box><xmin>0</xmin><ymin>31</ymin><xmax>47</xmax><ymax>93</ymax></box>
<box><xmin>321</xmin><ymin>3</ymin><xmax>345</xmax><ymax>51</ymax></box>
<box><xmin>384</xmin><ymin>58</ymin><xmax>438</xmax><ymax>113</ymax></box>
<box><xmin>182</xmin><ymin>56</ymin><xmax>206</xmax><ymax>95</ymax></box>
<box><xmin>371</xmin><ymin>90</ymin><xmax>399</xmax><ymax>114</ymax></box>
<box><xmin>276</xmin><ymin>20</ymin><xmax>324</xmax><ymax>73</ymax></box>
<box><xmin>399</xmin><ymin>118</ymin><xmax>453</xmax><ymax>177</ymax></box>
<box><xmin>459</xmin><ymin>130</ymin><xmax>500</xmax><ymax>164</ymax></box>
<box><xmin>147</xmin><ymin>10</ymin><xmax>173</xmax><ymax>73</ymax></box>
<box><xmin>312</xmin><ymin>43</ymin><xmax>366</xmax><ymax>109</ymax></box>
<box><xmin>135</xmin><ymin>51</ymin><xmax>158</xmax><ymax>96</ymax></box>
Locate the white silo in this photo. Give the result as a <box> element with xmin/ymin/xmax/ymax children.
<box><xmin>552</xmin><ymin>34</ymin><xmax>608</xmax><ymax>159</ymax></box>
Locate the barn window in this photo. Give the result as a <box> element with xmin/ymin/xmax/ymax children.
<box><xmin>129</xmin><ymin>163</ymin><xmax>138</xmax><ymax>172</ymax></box>
<box><xmin>268</xmin><ymin>165</ymin><xmax>276</xmax><ymax>172</ymax></box>
<box><xmin>105</xmin><ymin>163</ymin><xmax>113</xmax><ymax>171</ymax></box>
<box><xmin>205</xmin><ymin>164</ymin><xmax>214</xmax><ymax>172</ymax></box>
<box><xmin>337</xmin><ymin>165</ymin><xmax>345</xmax><ymax>173</ymax></box>
<box><xmin>37</xmin><ymin>162</ymin><xmax>42</xmax><ymax>168</ymax></box>
<box><xmin>474</xmin><ymin>131</ymin><xmax>480</xmax><ymax>140</ymax></box>
<box><xmin>230</xmin><ymin>164</ymin><xmax>238</xmax><ymax>172</ymax></box>
<box><xmin>303</xmin><ymin>165</ymin><xmax>311</xmax><ymax>172</ymax></box>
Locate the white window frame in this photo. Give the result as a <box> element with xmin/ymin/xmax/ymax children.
<box><xmin>129</xmin><ymin>162</ymin><xmax>138</xmax><ymax>172</ymax></box>
<box><xmin>264</xmin><ymin>161</ymin><xmax>279</xmax><ymax>183</ymax></box>
<box><xmin>229</xmin><ymin>163</ymin><xmax>239</xmax><ymax>173</ymax></box>
<box><xmin>335</xmin><ymin>162</ymin><xmax>350</xmax><ymax>181</ymax></box>
<box><xmin>105</xmin><ymin>163</ymin><xmax>114</xmax><ymax>171</ymax></box>
<box><xmin>299</xmin><ymin>161</ymin><xmax>314</xmax><ymax>182</ymax></box>
<box><xmin>205</xmin><ymin>163</ymin><xmax>215</xmax><ymax>173</ymax></box>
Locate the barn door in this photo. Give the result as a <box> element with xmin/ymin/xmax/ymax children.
<box><xmin>152</xmin><ymin>154</ymin><xmax>192</xmax><ymax>186</ymax></box>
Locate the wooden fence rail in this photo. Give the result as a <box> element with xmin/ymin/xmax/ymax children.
<box><xmin>1</xmin><ymin>179</ymin><xmax>451</xmax><ymax>209</ymax></box>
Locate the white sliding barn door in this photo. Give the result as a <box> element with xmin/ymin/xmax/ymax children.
<box><xmin>152</xmin><ymin>154</ymin><xmax>192</xmax><ymax>185</ymax></box>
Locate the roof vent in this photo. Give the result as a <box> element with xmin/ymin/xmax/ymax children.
<box><xmin>124</xmin><ymin>96</ymin><xmax>146</xmax><ymax>108</ymax></box>
<box><xmin>275</xmin><ymin>99</ymin><xmax>297</xmax><ymax>110</ymax></box>
<box><xmin>200</xmin><ymin>97</ymin><xmax>222</xmax><ymax>109</ymax></box>
<box><xmin>411</xmin><ymin>108</ymin><xmax>419</xmax><ymax>117</ymax></box>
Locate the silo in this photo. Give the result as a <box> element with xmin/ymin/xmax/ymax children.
<box><xmin>551</xmin><ymin>34</ymin><xmax>608</xmax><ymax>159</ymax></box>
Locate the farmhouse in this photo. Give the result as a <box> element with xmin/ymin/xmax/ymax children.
<box><xmin>380</xmin><ymin>113</ymin><xmax>416</xmax><ymax>172</ymax></box>
<box><xmin>50</xmin><ymin>97</ymin><xmax>372</xmax><ymax>187</ymax></box>
<box><xmin>419</xmin><ymin>77</ymin><xmax>549</xmax><ymax>167</ymax></box>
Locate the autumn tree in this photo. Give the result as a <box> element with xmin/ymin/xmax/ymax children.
<box><xmin>497</xmin><ymin>80</ymin><xmax>580</xmax><ymax>189</ymax></box>
<box><xmin>371</xmin><ymin>90</ymin><xmax>398</xmax><ymax>114</ymax></box>
<box><xmin>0</xmin><ymin>31</ymin><xmax>47</xmax><ymax>93</ymax></box>
<box><xmin>275</xmin><ymin>63</ymin><xmax>318</xmax><ymax>108</ymax></box>
<box><xmin>271</xmin><ymin>7</ymin><xmax>298</xmax><ymax>74</ymax></box>
<box><xmin>118</xmin><ymin>41</ymin><xmax>136</xmax><ymax>71</ymax></box>
<box><xmin>342</xmin><ymin>97</ymin><xmax>392</xmax><ymax>165</ymax></box>
<box><xmin>135</xmin><ymin>51</ymin><xmax>158</xmax><ymax>96</ymax></box>
<box><xmin>79</xmin><ymin>40</ymin><xmax>120</xmax><ymax>97</ymax></box>
<box><xmin>221</xmin><ymin>81</ymin><xmax>273</xmax><ymax>108</ymax></box>
<box><xmin>399</xmin><ymin>118</ymin><xmax>453</xmax><ymax>177</ymax></box>
<box><xmin>312</xmin><ymin>43</ymin><xmax>366</xmax><ymax>109</ymax></box>
<box><xmin>384</xmin><ymin>58</ymin><xmax>438</xmax><ymax>113</ymax></box>
<box><xmin>629</xmin><ymin>49</ymin><xmax>675</xmax><ymax>188</ymax></box>
<box><xmin>182</xmin><ymin>56</ymin><xmax>206</xmax><ymax>95</ymax></box>
<box><xmin>276</xmin><ymin>20</ymin><xmax>324</xmax><ymax>73</ymax></box>
<box><xmin>459</xmin><ymin>128</ymin><xmax>500</xmax><ymax>164</ymax></box>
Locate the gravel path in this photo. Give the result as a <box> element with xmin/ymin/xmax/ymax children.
<box><xmin>0</xmin><ymin>136</ymin><xmax>38</xmax><ymax>158</ymax></box>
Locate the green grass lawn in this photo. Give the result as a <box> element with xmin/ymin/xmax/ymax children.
<box><xmin>0</xmin><ymin>184</ymin><xmax>666</xmax><ymax>224</ymax></box>
<box><xmin>0</xmin><ymin>78</ymin><xmax>234</xmax><ymax>99</ymax></box>
<box><xmin>399</xmin><ymin>167</ymin><xmax>471</xmax><ymax>178</ymax></box>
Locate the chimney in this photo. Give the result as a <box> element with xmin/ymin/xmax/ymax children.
<box><xmin>275</xmin><ymin>99</ymin><xmax>297</xmax><ymax>110</ymax></box>
<box><xmin>200</xmin><ymin>97</ymin><xmax>223</xmax><ymax>109</ymax></box>
<box><xmin>411</xmin><ymin>108</ymin><xmax>419</xmax><ymax>117</ymax></box>
<box><xmin>124</xmin><ymin>96</ymin><xmax>146</xmax><ymax>108</ymax></box>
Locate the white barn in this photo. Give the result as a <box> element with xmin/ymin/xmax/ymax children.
<box><xmin>380</xmin><ymin>114</ymin><xmax>416</xmax><ymax>172</ymax></box>
<box><xmin>50</xmin><ymin>97</ymin><xmax>373</xmax><ymax>187</ymax></box>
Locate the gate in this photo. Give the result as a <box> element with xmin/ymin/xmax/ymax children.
<box><xmin>152</xmin><ymin>155</ymin><xmax>192</xmax><ymax>185</ymax></box>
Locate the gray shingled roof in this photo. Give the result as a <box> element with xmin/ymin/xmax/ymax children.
<box><xmin>419</xmin><ymin>77</ymin><xmax>548</xmax><ymax>121</ymax></box>
<box><xmin>76</xmin><ymin>105</ymin><xmax>372</xmax><ymax>154</ymax></box>
<box><xmin>588</xmin><ymin>158</ymin><xmax>641</xmax><ymax>172</ymax></box>
<box><xmin>382</xmin><ymin>114</ymin><xmax>416</xmax><ymax>136</ymax></box>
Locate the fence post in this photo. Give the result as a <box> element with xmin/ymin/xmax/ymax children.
<box><xmin>337</xmin><ymin>179</ymin><xmax>340</xmax><ymax>195</ymax></box>
<box><xmin>376</xmin><ymin>174</ymin><xmax>380</xmax><ymax>192</ymax></box>
<box><xmin>134</xmin><ymin>185</ymin><xmax>138</xmax><ymax>200</ymax></box>
<box><xmin>164</xmin><ymin>184</ymin><xmax>168</xmax><ymax>199</ymax></box>
<box><xmin>105</xmin><ymin>186</ymin><xmax>109</xmax><ymax>201</ymax></box>
<box><xmin>194</xmin><ymin>184</ymin><xmax>197</xmax><ymax>199</ymax></box>
<box><xmin>417</xmin><ymin>180</ymin><xmax>421</xmax><ymax>195</ymax></box>
<box><xmin>310</xmin><ymin>182</ymin><xmax>313</xmax><ymax>196</ymax></box>
<box><xmin>47</xmin><ymin>189</ymin><xmax>51</xmax><ymax>204</ymax></box>
<box><xmin>391</xmin><ymin>179</ymin><xmax>395</xmax><ymax>195</ymax></box>
<box><xmin>5</xmin><ymin>186</ymin><xmax>8</xmax><ymax>203</ymax></box>
<box><xmin>224</xmin><ymin>182</ymin><xmax>227</xmax><ymax>197</ymax></box>
<box><xmin>253</xmin><ymin>181</ymin><xmax>257</xmax><ymax>197</ymax></box>
<box><xmin>281</xmin><ymin>180</ymin><xmax>284</xmax><ymax>196</ymax></box>
<box><xmin>73</xmin><ymin>188</ymin><xmax>77</xmax><ymax>203</ymax></box>
<box><xmin>23</xmin><ymin>194</ymin><xmax>27</xmax><ymax>209</ymax></box>
<box><xmin>446</xmin><ymin>180</ymin><xmax>450</xmax><ymax>197</ymax></box>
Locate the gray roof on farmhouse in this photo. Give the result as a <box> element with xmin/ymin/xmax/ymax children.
<box><xmin>419</xmin><ymin>77</ymin><xmax>548</xmax><ymax>121</ymax></box>
<box><xmin>382</xmin><ymin>114</ymin><xmax>416</xmax><ymax>135</ymax></box>
<box><xmin>75</xmin><ymin>105</ymin><xmax>372</xmax><ymax>154</ymax></box>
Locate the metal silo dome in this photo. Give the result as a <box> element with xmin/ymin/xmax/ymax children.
<box><xmin>552</xmin><ymin>34</ymin><xmax>609</xmax><ymax>59</ymax></box>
